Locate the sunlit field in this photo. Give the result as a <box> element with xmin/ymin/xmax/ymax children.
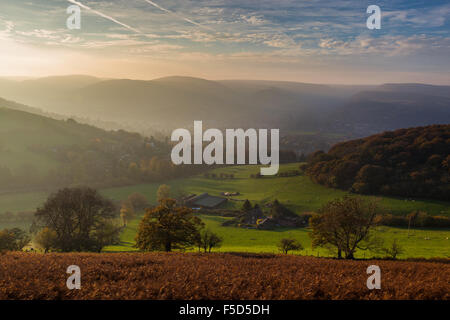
<box><xmin>104</xmin><ymin>213</ymin><xmax>450</xmax><ymax>259</ymax></box>
<box><xmin>2</xmin><ymin>163</ymin><xmax>448</xmax><ymax>216</ymax></box>
<box><xmin>1</xmin><ymin>163</ymin><xmax>449</xmax><ymax>258</ymax></box>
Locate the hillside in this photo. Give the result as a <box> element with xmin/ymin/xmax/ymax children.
<box><xmin>0</xmin><ymin>101</ymin><xmax>113</xmax><ymax>172</ymax></box>
<box><xmin>0</xmin><ymin>99</ymin><xmax>179</xmax><ymax>191</ymax></box>
<box><xmin>306</xmin><ymin>125</ymin><xmax>450</xmax><ymax>201</ymax></box>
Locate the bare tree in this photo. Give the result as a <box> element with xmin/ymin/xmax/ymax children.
<box><xmin>309</xmin><ymin>196</ymin><xmax>379</xmax><ymax>259</ymax></box>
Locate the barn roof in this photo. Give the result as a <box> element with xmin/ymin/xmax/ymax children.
<box><xmin>186</xmin><ymin>193</ymin><xmax>227</xmax><ymax>208</ymax></box>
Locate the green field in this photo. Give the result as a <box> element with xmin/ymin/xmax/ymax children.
<box><xmin>102</xmin><ymin>164</ymin><xmax>449</xmax><ymax>258</ymax></box>
<box><xmin>1</xmin><ymin>163</ymin><xmax>449</xmax><ymax>258</ymax></box>
<box><xmin>159</xmin><ymin>164</ymin><xmax>450</xmax><ymax>216</ymax></box>
<box><xmin>104</xmin><ymin>213</ymin><xmax>450</xmax><ymax>259</ymax></box>
<box><xmin>2</xmin><ymin>163</ymin><xmax>449</xmax><ymax>216</ymax></box>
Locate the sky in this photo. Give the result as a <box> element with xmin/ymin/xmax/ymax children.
<box><xmin>0</xmin><ymin>0</ymin><xmax>449</xmax><ymax>84</ymax></box>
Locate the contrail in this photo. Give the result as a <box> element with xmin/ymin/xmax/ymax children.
<box><xmin>143</xmin><ymin>0</ymin><xmax>214</xmax><ymax>32</ymax></box>
<box><xmin>67</xmin><ymin>0</ymin><xmax>140</xmax><ymax>33</ymax></box>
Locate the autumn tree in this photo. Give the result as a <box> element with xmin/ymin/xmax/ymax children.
<box><xmin>34</xmin><ymin>187</ymin><xmax>118</xmax><ymax>252</ymax></box>
<box><xmin>0</xmin><ymin>230</ymin><xmax>14</xmax><ymax>252</ymax></box>
<box><xmin>309</xmin><ymin>196</ymin><xmax>379</xmax><ymax>259</ymax></box>
<box><xmin>135</xmin><ymin>199</ymin><xmax>204</xmax><ymax>252</ymax></box>
<box><xmin>0</xmin><ymin>228</ymin><xmax>30</xmax><ymax>251</ymax></box>
<box><xmin>306</xmin><ymin>125</ymin><xmax>450</xmax><ymax>201</ymax></box>
<box><xmin>157</xmin><ymin>184</ymin><xmax>171</xmax><ymax>204</ymax></box>
<box><xmin>277</xmin><ymin>238</ymin><xmax>303</xmax><ymax>254</ymax></box>
<box><xmin>34</xmin><ymin>227</ymin><xmax>58</xmax><ymax>253</ymax></box>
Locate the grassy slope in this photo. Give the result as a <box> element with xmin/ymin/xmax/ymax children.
<box><xmin>165</xmin><ymin>164</ymin><xmax>450</xmax><ymax>215</ymax></box>
<box><xmin>102</xmin><ymin>163</ymin><xmax>450</xmax><ymax>215</ymax></box>
<box><xmin>4</xmin><ymin>163</ymin><xmax>448</xmax><ymax>215</ymax></box>
<box><xmin>0</xmin><ymin>104</ymin><xmax>115</xmax><ymax>173</ymax></box>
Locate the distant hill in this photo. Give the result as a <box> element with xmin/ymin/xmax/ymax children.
<box><xmin>0</xmin><ymin>75</ymin><xmax>360</xmax><ymax>131</ymax></box>
<box><xmin>69</xmin><ymin>77</ymin><xmax>250</xmax><ymax>128</ymax></box>
<box><xmin>0</xmin><ymin>75</ymin><xmax>102</xmax><ymax>106</ymax></box>
<box><xmin>306</xmin><ymin>124</ymin><xmax>450</xmax><ymax>201</ymax></box>
<box><xmin>0</xmin><ymin>75</ymin><xmax>104</xmax><ymax>123</ymax></box>
<box><xmin>20</xmin><ymin>74</ymin><xmax>102</xmax><ymax>90</ymax></box>
<box><xmin>0</xmin><ymin>75</ymin><xmax>448</xmax><ymax>137</ymax></box>
<box><xmin>330</xmin><ymin>89</ymin><xmax>450</xmax><ymax>136</ymax></box>
<box><xmin>58</xmin><ymin>76</ymin><xmax>357</xmax><ymax>130</ymax></box>
<box><xmin>377</xmin><ymin>83</ymin><xmax>450</xmax><ymax>98</ymax></box>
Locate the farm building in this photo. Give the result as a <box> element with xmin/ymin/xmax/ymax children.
<box><xmin>256</xmin><ymin>217</ymin><xmax>278</xmax><ymax>230</ymax></box>
<box><xmin>184</xmin><ymin>193</ymin><xmax>227</xmax><ymax>208</ymax></box>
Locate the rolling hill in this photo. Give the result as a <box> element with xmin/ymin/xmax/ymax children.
<box><xmin>0</xmin><ymin>99</ymin><xmax>113</xmax><ymax>173</ymax></box>
<box><xmin>0</xmin><ymin>75</ymin><xmax>448</xmax><ymax>141</ymax></box>
<box><xmin>0</xmin><ymin>75</ymin><xmax>102</xmax><ymax>105</ymax></box>
<box><xmin>0</xmin><ymin>98</ymin><xmax>179</xmax><ymax>193</ymax></box>
<box><xmin>0</xmin><ymin>75</ymin><xmax>363</xmax><ymax>131</ymax></box>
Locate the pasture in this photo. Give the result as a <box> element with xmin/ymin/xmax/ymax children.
<box><xmin>1</xmin><ymin>163</ymin><xmax>449</xmax><ymax>258</ymax></box>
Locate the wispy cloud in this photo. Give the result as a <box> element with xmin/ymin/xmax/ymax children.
<box><xmin>384</xmin><ymin>3</ymin><xmax>450</xmax><ymax>28</ymax></box>
<box><xmin>67</xmin><ymin>0</ymin><xmax>140</xmax><ymax>33</ymax></box>
<box><xmin>143</xmin><ymin>0</ymin><xmax>215</xmax><ymax>32</ymax></box>
<box><xmin>240</xmin><ymin>15</ymin><xmax>267</xmax><ymax>26</ymax></box>
<box><xmin>318</xmin><ymin>35</ymin><xmax>450</xmax><ymax>57</ymax></box>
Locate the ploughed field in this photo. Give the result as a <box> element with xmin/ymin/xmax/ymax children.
<box><xmin>0</xmin><ymin>252</ymin><xmax>448</xmax><ymax>300</ymax></box>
